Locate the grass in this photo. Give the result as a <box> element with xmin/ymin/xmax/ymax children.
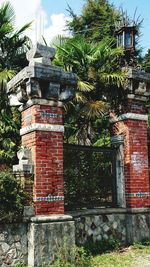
<box><xmin>13</xmin><ymin>243</ymin><xmax>150</xmax><ymax>267</ymax></box>
<box><xmin>92</xmin><ymin>244</ymin><xmax>150</xmax><ymax>267</ymax></box>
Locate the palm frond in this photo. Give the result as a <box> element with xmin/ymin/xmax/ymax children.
<box><xmin>0</xmin><ymin>69</ymin><xmax>14</xmax><ymax>83</ymax></box>
<box><xmin>0</xmin><ymin>23</ymin><xmax>13</xmax><ymax>37</ymax></box>
<box><xmin>14</xmin><ymin>22</ymin><xmax>32</xmax><ymax>36</ymax></box>
<box><xmin>78</xmin><ymin>80</ymin><xmax>95</xmax><ymax>92</ymax></box>
<box><xmin>99</xmin><ymin>71</ymin><xmax>126</xmax><ymax>87</ymax></box>
<box><xmin>55</xmin><ymin>45</ymin><xmax>70</xmax><ymax>56</ymax></box>
<box><xmin>74</xmin><ymin>92</ymin><xmax>88</xmax><ymax>103</ymax></box>
<box><xmin>67</xmin><ymin>41</ymin><xmax>84</xmax><ymax>59</ymax></box>
<box><xmin>80</xmin><ymin>100</ymin><xmax>108</xmax><ymax>119</ymax></box>
<box><xmin>51</xmin><ymin>35</ymin><xmax>68</xmax><ymax>47</ymax></box>
<box><xmin>88</xmin><ymin>67</ymin><xmax>97</xmax><ymax>80</ymax></box>
<box><xmin>1</xmin><ymin>1</ymin><xmax>15</xmax><ymax>25</ymax></box>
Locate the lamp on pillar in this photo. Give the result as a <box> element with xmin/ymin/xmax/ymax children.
<box><xmin>115</xmin><ymin>17</ymin><xmax>138</xmax><ymax>67</ymax></box>
<box><xmin>110</xmin><ymin>13</ymin><xmax>150</xmax><ymax>209</ymax></box>
<box><xmin>116</xmin><ymin>26</ymin><xmax>136</xmax><ymax>50</ymax></box>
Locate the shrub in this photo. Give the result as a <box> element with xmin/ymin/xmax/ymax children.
<box><xmin>0</xmin><ymin>170</ymin><xmax>30</xmax><ymax>222</ymax></box>
<box><xmin>141</xmin><ymin>238</ymin><xmax>150</xmax><ymax>246</ymax></box>
<box><xmin>84</xmin><ymin>237</ymin><xmax>121</xmax><ymax>255</ymax></box>
<box><xmin>133</xmin><ymin>239</ymin><xmax>150</xmax><ymax>249</ymax></box>
<box><xmin>50</xmin><ymin>243</ymin><xmax>92</xmax><ymax>267</ymax></box>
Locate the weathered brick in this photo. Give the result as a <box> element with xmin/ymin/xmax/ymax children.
<box><xmin>112</xmin><ymin>97</ymin><xmax>150</xmax><ymax>208</ymax></box>
<box><xmin>21</xmin><ymin>104</ymin><xmax>65</xmax><ymax>215</ymax></box>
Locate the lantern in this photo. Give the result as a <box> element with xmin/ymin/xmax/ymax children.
<box><xmin>116</xmin><ymin>26</ymin><xmax>137</xmax><ymax>51</ymax></box>
<box><xmin>115</xmin><ymin>25</ymin><xmax>137</xmax><ymax>66</ymax></box>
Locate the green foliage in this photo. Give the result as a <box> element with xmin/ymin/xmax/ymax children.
<box><xmin>50</xmin><ymin>244</ymin><xmax>92</xmax><ymax>267</ymax></box>
<box><xmin>0</xmin><ymin>1</ymin><xmax>31</xmax><ymax>72</ymax></box>
<box><xmin>133</xmin><ymin>239</ymin><xmax>150</xmax><ymax>249</ymax></box>
<box><xmin>54</xmin><ymin>36</ymin><xmax>124</xmax><ymax>88</ymax></box>
<box><xmin>64</xmin><ymin>145</ymin><xmax>113</xmax><ymax>209</ymax></box>
<box><xmin>0</xmin><ymin>99</ymin><xmax>21</xmax><ymax>167</ymax></box>
<box><xmin>143</xmin><ymin>49</ymin><xmax>150</xmax><ymax>72</ymax></box>
<box><xmin>53</xmin><ymin>36</ymin><xmax>125</xmax><ymax>145</ymax></box>
<box><xmin>67</xmin><ymin>0</ymin><xmax>120</xmax><ymax>42</ymax></box>
<box><xmin>84</xmin><ymin>238</ymin><xmax>121</xmax><ymax>255</ymax></box>
<box><xmin>88</xmin><ymin>244</ymin><xmax>150</xmax><ymax>267</ymax></box>
<box><xmin>0</xmin><ymin>1</ymin><xmax>31</xmax><ymax>167</ymax></box>
<box><xmin>0</xmin><ymin>170</ymin><xmax>29</xmax><ymax>222</ymax></box>
<box><xmin>141</xmin><ymin>238</ymin><xmax>150</xmax><ymax>246</ymax></box>
<box><xmin>59</xmin><ymin>0</ymin><xmax>143</xmax><ymax>144</ymax></box>
<box><xmin>146</xmin><ymin>103</ymin><xmax>150</xmax><ymax>128</ymax></box>
<box><xmin>12</xmin><ymin>244</ymin><xmax>150</xmax><ymax>267</ymax></box>
<box><xmin>93</xmin><ymin>117</ymin><xmax>110</xmax><ymax>146</ymax></box>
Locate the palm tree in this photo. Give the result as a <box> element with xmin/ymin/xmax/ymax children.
<box><xmin>53</xmin><ymin>36</ymin><xmax>125</xmax><ymax>145</ymax></box>
<box><xmin>0</xmin><ymin>2</ymin><xmax>31</xmax><ymax>79</ymax></box>
<box><xmin>0</xmin><ymin>1</ymin><xmax>31</xmax><ymax>167</ymax></box>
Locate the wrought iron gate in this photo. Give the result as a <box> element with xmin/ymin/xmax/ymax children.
<box><xmin>63</xmin><ymin>144</ymin><xmax>117</xmax><ymax>210</ymax></box>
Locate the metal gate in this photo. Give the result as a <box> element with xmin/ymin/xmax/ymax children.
<box><xmin>63</xmin><ymin>144</ymin><xmax>117</xmax><ymax>211</ymax></box>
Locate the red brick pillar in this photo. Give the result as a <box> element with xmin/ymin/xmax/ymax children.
<box><xmin>111</xmin><ymin>94</ymin><xmax>150</xmax><ymax>208</ymax></box>
<box><xmin>124</xmin><ymin>96</ymin><xmax>149</xmax><ymax>207</ymax></box>
<box><xmin>20</xmin><ymin>101</ymin><xmax>64</xmax><ymax>215</ymax></box>
<box><xmin>7</xmin><ymin>43</ymin><xmax>76</xmax><ymax>216</ymax></box>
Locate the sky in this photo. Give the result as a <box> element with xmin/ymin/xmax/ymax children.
<box><xmin>0</xmin><ymin>0</ymin><xmax>150</xmax><ymax>54</ymax></box>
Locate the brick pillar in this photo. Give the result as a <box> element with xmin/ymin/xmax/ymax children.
<box><xmin>20</xmin><ymin>101</ymin><xmax>64</xmax><ymax>215</ymax></box>
<box><xmin>124</xmin><ymin>96</ymin><xmax>149</xmax><ymax>207</ymax></box>
<box><xmin>7</xmin><ymin>43</ymin><xmax>76</xmax><ymax>216</ymax></box>
<box><xmin>111</xmin><ymin>94</ymin><xmax>150</xmax><ymax>208</ymax></box>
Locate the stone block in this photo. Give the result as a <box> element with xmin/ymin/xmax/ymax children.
<box><xmin>28</xmin><ymin>216</ymin><xmax>75</xmax><ymax>267</ymax></box>
<box><xmin>23</xmin><ymin>206</ymin><xmax>35</xmax><ymax>218</ymax></box>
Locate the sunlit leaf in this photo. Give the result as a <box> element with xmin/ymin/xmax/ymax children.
<box><xmin>80</xmin><ymin>100</ymin><xmax>108</xmax><ymax>119</ymax></box>
<box><xmin>78</xmin><ymin>80</ymin><xmax>95</xmax><ymax>92</ymax></box>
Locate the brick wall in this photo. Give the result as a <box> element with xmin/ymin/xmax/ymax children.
<box><xmin>111</xmin><ymin>97</ymin><xmax>150</xmax><ymax>208</ymax></box>
<box><xmin>124</xmin><ymin>98</ymin><xmax>146</xmax><ymax>114</ymax></box>
<box><xmin>22</xmin><ymin>105</ymin><xmax>62</xmax><ymax>127</ymax></box>
<box><xmin>21</xmin><ymin>104</ymin><xmax>64</xmax><ymax>215</ymax></box>
<box><xmin>124</xmin><ymin>119</ymin><xmax>150</xmax><ymax>207</ymax></box>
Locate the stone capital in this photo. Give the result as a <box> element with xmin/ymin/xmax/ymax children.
<box><xmin>7</xmin><ymin>44</ymin><xmax>77</xmax><ymax>108</ymax></box>
<box><xmin>127</xmin><ymin>93</ymin><xmax>149</xmax><ymax>102</ymax></box>
<box><xmin>110</xmin><ymin>113</ymin><xmax>148</xmax><ymax>123</ymax></box>
<box><xmin>18</xmin><ymin>98</ymin><xmax>63</xmax><ymax>112</ymax></box>
<box><xmin>125</xmin><ymin>68</ymin><xmax>150</xmax><ymax>96</ymax></box>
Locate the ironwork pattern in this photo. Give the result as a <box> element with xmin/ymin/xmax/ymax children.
<box><xmin>63</xmin><ymin>144</ymin><xmax>116</xmax><ymax>210</ymax></box>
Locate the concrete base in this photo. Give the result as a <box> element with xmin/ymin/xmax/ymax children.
<box><xmin>28</xmin><ymin>215</ymin><xmax>75</xmax><ymax>267</ymax></box>
<box><xmin>126</xmin><ymin>210</ymin><xmax>150</xmax><ymax>243</ymax></box>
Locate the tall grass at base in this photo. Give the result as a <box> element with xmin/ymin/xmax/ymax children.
<box><xmin>49</xmin><ymin>244</ymin><xmax>92</xmax><ymax>267</ymax></box>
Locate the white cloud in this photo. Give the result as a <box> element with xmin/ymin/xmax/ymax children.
<box><xmin>0</xmin><ymin>0</ymin><xmax>41</xmax><ymax>43</ymax></box>
<box><xmin>0</xmin><ymin>0</ymin><xmax>71</xmax><ymax>45</ymax></box>
<box><xmin>6</xmin><ymin>0</ymin><xmax>41</xmax><ymax>26</ymax></box>
<box><xmin>44</xmin><ymin>13</ymin><xmax>71</xmax><ymax>45</ymax></box>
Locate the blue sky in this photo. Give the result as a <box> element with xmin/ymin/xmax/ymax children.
<box><xmin>42</xmin><ymin>0</ymin><xmax>83</xmax><ymax>16</ymax></box>
<box><xmin>1</xmin><ymin>0</ymin><xmax>150</xmax><ymax>54</ymax></box>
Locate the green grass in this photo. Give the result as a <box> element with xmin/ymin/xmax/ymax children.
<box><xmin>13</xmin><ymin>244</ymin><xmax>150</xmax><ymax>267</ymax></box>
<box><xmin>92</xmin><ymin>244</ymin><xmax>150</xmax><ymax>267</ymax></box>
